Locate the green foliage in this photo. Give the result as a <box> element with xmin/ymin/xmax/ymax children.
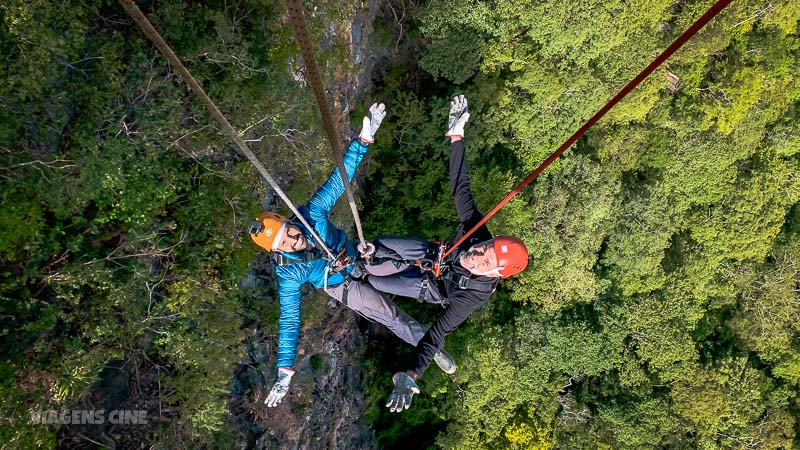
<box><xmin>0</xmin><ymin>194</ymin><xmax>43</xmax><ymax>263</ymax></box>
<box><xmin>596</xmin><ymin>398</ymin><xmax>683</xmax><ymax>449</ymax></box>
<box><xmin>503</xmin><ymin>409</ymin><xmax>555</xmax><ymax>449</ymax></box>
<box><xmin>671</xmin><ymin>358</ymin><xmax>795</xmax><ymax>449</ymax></box>
<box><xmin>0</xmin><ymin>0</ymin><xmax>327</xmax><ymax>446</ymax></box>
<box><xmin>417</xmin><ymin>0</ymin><xmax>493</xmax><ymax>83</ymax></box>
<box><xmin>729</xmin><ymin>234</ymin><xmax>800</xmax><ymax>385</ymax></box>
<box><xmin>436</xmin><ymin>327</ymin><xmax>523</xmax><ymax>448</ymax></box>
<box><xmin>362</xmin><ymin>0</ymin><xmax>800</xmax><ymax>447</ymax></box>
<box><xmin>3</xmin><ymin>0</ymin><xmax>800</xmax><ymax>447</ymax></box>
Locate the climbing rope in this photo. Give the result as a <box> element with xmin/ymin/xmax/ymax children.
<box><xmin>443</xmin><ymin>0</ymin><xmax>733</xmax><ymax>259</ymax></box>
<box><xmin>118</xmin><ymin>0</ymin><xmax>337</xmax><ymax>260</ymax></box>
<box><xmin>285</xmin><ymin>0</ymin><xmax>368</xmax><ymax>250</ymax></box>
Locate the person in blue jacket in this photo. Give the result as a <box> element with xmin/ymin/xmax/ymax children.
<box><xmin>249</xmin><ymin>103</ymin><xmax>455</xmax><ymax>408</ymax></box>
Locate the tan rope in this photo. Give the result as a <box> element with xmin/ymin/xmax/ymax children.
<box><xmin>284</xmin><ymin>0</ymin><xmax>367</xmax><ymax>249</ymax></box>
<box><xmin>118</xmin><ymin>0</ymin><xmax>336</xmax><ymax>260</ymax></box>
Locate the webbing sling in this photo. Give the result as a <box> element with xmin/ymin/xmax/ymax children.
<box><xmin>440</xmin><ymin>270</ymin><xmax>497</xmax><ymax>294</ymax></box>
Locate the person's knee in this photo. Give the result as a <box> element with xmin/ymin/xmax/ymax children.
<box><xmin>347</xmin><ymin>286</ymin><xmax>393</xmax><ymax>319</ymax></box>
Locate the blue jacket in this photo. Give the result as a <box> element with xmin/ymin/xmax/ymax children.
<box><xmin>274</xmin><ymin>139</ymin><xmax>368</xmax><ymax>368</ymax></box>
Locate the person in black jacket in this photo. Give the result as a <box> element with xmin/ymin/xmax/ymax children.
<box><xmin>362</xmin><ymin>95</ymin><xmax>530</xmax><ymax>412</ymax></box>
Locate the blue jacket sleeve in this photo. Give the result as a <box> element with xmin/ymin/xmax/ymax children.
<box><xmin>307</xmin><ymin>139</ymin><xmax>368</xmax><ymax>221</ymax></box>
<box><xmin>275</xmin><ymin>266</ymin><xmax>303</xmax><ymax>368</ymax></box>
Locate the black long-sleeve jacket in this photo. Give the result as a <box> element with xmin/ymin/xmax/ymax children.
<box><xmin>411</xmin><ymin>140</ymin><xmax>499</xmax><ymax>376</ymax></box>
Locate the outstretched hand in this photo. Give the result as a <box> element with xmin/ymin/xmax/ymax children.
<box><xmin>265</xmin><ymin>367</ymin><xmax>295</xmax><ymax>407</ymax></box>
<box><xmin>445</xmin><ymin>95</ymin><xmax>469</xmax><ymax>138</ymax></box>
<box><xmin>358</xmin><ymin>103</ymin><xmax>386</xmax><ymax>144</ymax></box>
<box><xmin>386</xmin><ymin>371</ymin><xmax>420</xmax><ymax>413</ymax></box>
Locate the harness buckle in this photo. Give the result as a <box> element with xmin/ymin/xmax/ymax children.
<box><xmin>415</xmin><ymin>259</ymin><xmax>433</xmax><ymax>271</ymax></box>
<box><xmin>414</xmin><ymin>242</ymin><xmax>447</xmax><ymax>279</ymax></box>
<box><xmin>416</xmin><ymin>276</ymin><xmax>430</xmax><ymax>302</ymax></box>
<box><xmin>433</xmin><ymin>243</ymin><xmax>447</xmax><ymax>278</ymax></box>
<box><xmin>329</xmin><ymin>247</ymin><xmax>352</xmax><ymax>274</ymax></box>
<box><xmin>457</xmin><ymin>275</ymin><xmax>469</xmax><ymax>290</ymax></box>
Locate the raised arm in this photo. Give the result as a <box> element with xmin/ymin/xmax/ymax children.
<box><xmin>307</xmin><ymin>103</ymin><xmax>386</xmax><ymax>220</ymax></box>
<box><xmin>449</xmin><ymin>139</ymin><xmax>482</xmax><ymax>225</ymax></box>
<box><xmin>446</xmin><ymin>96</ymin><xmax>492</xmax><ymax>242</ymax></box>
<box><xmin>307</xmin><ymin>139</ymin><xmax>368</xmax><ymax>219</ymax></box>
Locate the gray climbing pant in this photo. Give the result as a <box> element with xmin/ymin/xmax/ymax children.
<box><xmin>325</xmin><ymin>280</ymin><xmax>427</xmax><ymax>347</ymax></box>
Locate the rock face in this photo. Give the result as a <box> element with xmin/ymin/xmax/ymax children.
<box><xmin>56</xmin><ymin>360</ymin><xmax>131</xmax><ymax>448</ymax></box>
<box><xmin>232</xmin><ymin>285</ymin><xmax>376</xmax><ymax>449</ymax></box>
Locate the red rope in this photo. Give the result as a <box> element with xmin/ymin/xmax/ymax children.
<box><xmin>444</xmin><ymin>0</ymin><xmax>733</xmax><ymax>258</ymax></box>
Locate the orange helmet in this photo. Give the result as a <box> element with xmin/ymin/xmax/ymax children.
<box><xmin>249</xmin><ymin>212</ymin><xmax>287</xmax><ymax>251</ymax></box>
<box><xmin>494</xmin><ymin>236</ymin><xmax>529</xmax><ymax>277</ymax></box>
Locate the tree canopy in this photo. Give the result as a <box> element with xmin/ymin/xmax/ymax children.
<box><xmin>1</xmin><ymin>0</ymin><xmax>799</xmax><ymax>448</ymax></box>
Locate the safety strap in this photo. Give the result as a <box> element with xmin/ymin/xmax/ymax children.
<box><xmin>273</xmin><ymin>247</ymin><xmax>326</xmax><ymax>266</ymax></box>
<box><xmin>443</xmin><ymin>0</ymin><xmax>733</xmax><ymax>259</ymax></box>
<box><xmin>440</xmin><ymin>270</ymin><xmax>497</xmax><ymax>294</ymax></box>
<box><xmin>417</xmin><ymin>277</ymin><xmax>430</xmax><ymax>302</ymax></box>
<box><xmin>323</xmin><ymin>265</ymin><xmax>351</xmax><ymax>305</ymax></box>
<box><xmin>413</xmin><ymin>241</ymin><xmax>448</xmax><ymax>278</ymax></box>
<box><xmin>285</xmin><ymin>0</ymin><xmax>367</xmax><ymax>250</ymax></box>
<box><xmin>340</xmin><ymin>278</ymin><xmax>351</xmax><ymax>306</ymax></box>
<box><xmin>118</xmin><ymin>0</ymin><xmax>337</xmax><ymax>261</ymax></box>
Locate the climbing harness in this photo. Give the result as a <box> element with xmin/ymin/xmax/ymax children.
<box><xmin>443</xmin><ymin>0</ymin><xmax>734</xmax><ymax>259</ymax></box>
<box><xmin>330</xmin><ymin>247</ymin><xmax>354</xmax><ymax>274</ymax></box>
<box><xmin>414</xmin><ymin>242</ymin><xmax>447</xmax><ymax>279</ymax></box>
<box><xmin>118</xmin><ymin>0</ymin><xmax>338</xmax><ymax>261</ymax></box>
<box><xmin>416</xmin><ymin>276</ymin><xmax>432</xmax><ymax>302</ymax></box>
<box><xmin>284</xmin><ymin>0</ymin><xmax>368</xmax><ymax>252</ymax></box>
<box><xmin>273</xmin><ymin>245</ymin><xmax>352</xmax><ymax>301</ymax></box>
<box><xmin>413</xmin><ymin>265</ymin><xmax>496</xmax><ymax>303</ymax></box>
<box><xmin>322</xmin><ymin>263</ymin><xmax>353</xmax><ymax>303</ymax></box>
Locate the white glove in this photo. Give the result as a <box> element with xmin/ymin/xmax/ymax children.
<box><xmin>358</xmin><ymin>103</ymin><xmax>386</xmax><ymax>143</ymax></box>
<box><xmin>265</xmin><ymin>367</ymin><xmax>295</xmax><ymax>407</ymax></box>
<box><xmin>445</xmin><ymin>95</ymin><xmax>469</xmax><ymax>138</ymax></box>
<box><xmin>386</xmin><ymin>372</ymin><xmax>420</xmax><ymax>413</ymax></box>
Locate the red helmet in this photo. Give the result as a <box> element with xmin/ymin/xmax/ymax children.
<box><xmin>493</xmin><ymin>236</ymin><xmax>529</xmax><ymax>277</ymax></box>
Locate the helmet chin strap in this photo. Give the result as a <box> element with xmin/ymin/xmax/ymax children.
<box><xmin>470</xmin><ymin>267</ymin><xmax>503</xmax><ymax>277</ymax></box>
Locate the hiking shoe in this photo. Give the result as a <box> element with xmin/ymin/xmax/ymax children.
<box><xmin>433</xmin><ymin>350</ymin><xmax>457</xmax><ymax>374</ymax></box>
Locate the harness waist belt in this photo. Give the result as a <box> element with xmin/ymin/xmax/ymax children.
<box><xmin>441</xmin><ymin>271</ymin><xmax>497</xmax><ymax>294</ymax></box>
